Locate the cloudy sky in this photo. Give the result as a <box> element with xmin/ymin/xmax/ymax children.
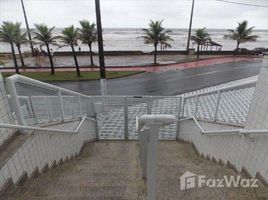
<box><xmin>0</xmin><ymin>0</ymin><xmax>268</xmax><ymax>29</ymax></box>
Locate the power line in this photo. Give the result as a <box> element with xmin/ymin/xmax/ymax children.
<box><xmin>216</xmin><ymin>0</ymin><xmax>268</xmax><ymax>8</ymax></box>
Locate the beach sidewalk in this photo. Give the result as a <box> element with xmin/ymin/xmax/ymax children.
<box><xmin>0</xmin><ymin>54</ymin><xmax>260</xmax><ymax>73</ymax></box>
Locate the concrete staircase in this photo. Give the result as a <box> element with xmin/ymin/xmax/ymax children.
<box><xmin>2</xmin><ymin>141</ymin><xmax>268</xmax><ymax>200</ymax></box>
<box><xmin>2</xmin><ymin>141</ymin><xmax>145</xmax><ymax>200</ymax></box>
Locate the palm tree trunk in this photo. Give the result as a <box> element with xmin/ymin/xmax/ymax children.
<box><xmin>17</xmin><ymin>45</ymin><xmax>25</xmax><ymax>67</ymax></box>
<box><xmin>46</xmin><ymin>43</ymin><xmax>55</xmax><ymax>75</ymax></box>
<box><xmin>197</xmin><ymin>43</ymin><xmax>200</xmax><ymax>59</ymax></box>
<box><xmin>154</xmin><ymin>45</ymin><xmax>157</xmax><ymax>64</ymax></box>
<box><xmin>10</xmin><ymin>43</ymin><xmax>19</xmax><ymax>74</ymax></box>
<box><xmin>88</xmin><ymin>43</ymin><xmax>94</xmax><ymax>66</ymax></box>
<box><xmin>235</xmin><ymin>42</ymin><xmax>240</xmax><ymax>56</ymax></box>
<box><xmin>71</xmin><ymin>45</ymin><xmax>80</xmax><ymax>76</ymax></box>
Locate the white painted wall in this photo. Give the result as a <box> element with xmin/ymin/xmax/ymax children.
<box><xmin>246</xmin><ymin>64</ymin><xmax>268</xmax><ymax>130</ymax></box>
<box><xmin>178</xmin><ymin>119</ymin><xmax>268</xmax><ymax>182</ymax></box>
<box><xmin>0</xmin><ymin>119</ymin><xmax>97</xmax><ymax>189</ymax></box>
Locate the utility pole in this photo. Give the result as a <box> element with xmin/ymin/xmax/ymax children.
<box><xmin>186</xmin><ymin>0</ymin><xmax>195</xmax><ymax>53</ymax></box>
<box><xmin>20</xmin><ymin>0</ymin><xmax>34</xmax><ymax>57</ymax></box>
<box><xmin>95</xmin><ymin>0</ymin><xmax>107</xmax><ymax>95</ymax></box>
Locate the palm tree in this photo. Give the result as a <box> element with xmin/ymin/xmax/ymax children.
<box><xmin>14</xmin><ymin>22</ymin><xmax>28</xmax><ymax>67</ymax></box>
<box><xmin>191</xmin><ymin>28</ymin><xmax>210</xmax><ymax>59</ymax></box>
<box><xmin>224</xmin><ymin>20</ymin><xmax>258</xmax><ymax>54</ymax></box>
<box><xmin>0</xmin><ymin>22</ymin><xmax>19</xmax><ymax>74</ymax></box>
<box><xmin>60</xmin><ymin>26</ymin><xmax>80</xmax><ymax>76</ymax></box>
<box><xmin>33</xmin><ymin>24</ymin><xmax>58</xmax><ymax>74</ymax></box>
<box><xmin>140</xmin><ymin>20</ymin><xmax>173</xmax><ymax>64</ymax></box>
<box><xmin>79</xmin><ymin>20</ymin><xmax>97</xmax><ymax>66</ymax></box>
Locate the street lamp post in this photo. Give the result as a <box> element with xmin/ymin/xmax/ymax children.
<box><xmin>20</xmin><ymin>0</ymin><xmax>34</xmax><ymax>57</ymax></box>
<box><xmin>95</xmin><ymin>0</ymin><xmax>107</xmax><ymax>95</ymax></box>
<box><xmin>186</xmin><ymin>0</ymin><xmax>195</xmax><ymax>53</ymax></box>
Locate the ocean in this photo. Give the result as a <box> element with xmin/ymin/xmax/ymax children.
<box><xmin>1</xmin><ymin>28</ymin><xmax>268</xmax><ymax>53</ymax></box>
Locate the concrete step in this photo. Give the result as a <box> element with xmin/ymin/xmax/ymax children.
<box><xmin>3</xmin><ymin>141</ymin><xmax>268</xmax><ymax>200</ymax></box>
<box><xmin>3</xmin><ymin>141</ymin><xmax>146</xmax><ymax>200</ymax></box>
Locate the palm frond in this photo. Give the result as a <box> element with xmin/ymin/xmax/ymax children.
<box><xmin>224</xmin><ymin>20</ymin><xmax>258</xmax><ymax>44</ymax></box>
<box><xmin>140</xmin><ymin>19</ymin><xmax>173</xmax><ymax>48</ymax></box>
<box><xmin>78</xmin><ymin>20</ymin><xmax>97</xmax><ymax>45</ymax></box>
<box><xmin>60</xmin><ymin>25</ymin><xmax>79</xmax><ymax>45</ymax></box>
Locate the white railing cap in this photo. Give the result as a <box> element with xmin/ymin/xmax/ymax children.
<box><xmin>136</xmin><ymin>114</ymin><xmax>177</xmax><ymax>131</ymax></box>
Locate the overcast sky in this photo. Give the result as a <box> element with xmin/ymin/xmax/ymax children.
<box><xmin>0</xmin><ymin>0</ymin><xmax>268</xmax><ymax>29</ymax></box>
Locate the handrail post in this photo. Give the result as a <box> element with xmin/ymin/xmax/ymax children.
<box><xmin>124</xmin><ymin>96</ymin><xmax>128</xmax><ymax>140</ymax></box>
<box><xmin>147</xmin><ymin>124</ymin><xmax>158</xmax><ymax>200</ymax></box>
<box><xmin>194</xmin><ymin>95</ymin><xmax>199</xmax><ymax>117</ymax></box>
<box><xmin>58</xmin><ymin>90</ymin><xmax>65</xmax><ymax>122</ymax></box>
<box><xmin>213</xmin><ymin>90</ymin><xmax>222</xmax><ymax>122</ymax></box>
<box><xmin>139</xmin><ymin>127</ymin><xmax>149</xmax><ymax>179</ymax></box>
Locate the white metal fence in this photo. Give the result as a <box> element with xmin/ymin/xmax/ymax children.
<box><xmin>93</xmin><ymin>96</ymin><xmax>182</xmax><ymax>140</ymax></box>
<box><xmin>182</xmin><ymin>80</ymin><xmax>256</xmax><ymax>125</ymax></box>
<box><xmin>6</xmin><ymin>75</ymin><xmax>257</xmax><ymax>140</ymax></box>
<box><xmin>7</xmin><ymin>75</ymin><xmax>95</xmax><ymax>126</ymax></box>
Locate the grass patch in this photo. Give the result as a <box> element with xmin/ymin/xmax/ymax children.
<box><xmin>2</xmin><ymin>71</ymin><xmax>143</xmax><ymax>81</ymax></box>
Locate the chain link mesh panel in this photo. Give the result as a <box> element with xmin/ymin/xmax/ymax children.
<box><xmin>93</xmin><ymin>96</ymin><xmax>125</xmax><ymax>139</ymax></box>
<box><xmin>151</xmin><ymin>97</ymin><xmax>181</xmax><ymax>140</ymax></box>
<box><xmin>195</xmin><ymin>92</ymin><xmax>218</xmax><ymax>121</ymax></box>
<box><xmin>127</xmin><ymin>97</ymin><xmax>149</xmax><ymax>139</ymax></box>
<box><xmin>13</xmin><ymin>81</ymin><xmax>94</xmax><ymax>126</ymax></box>
<box><xmin>217</xmin><ymin>87</ymin><xmax>255</xmax><ymax>124</ymax></box>
<box><xmin>183</xmin><ymin>86</ymin><xmax>255</xmax><ymax>125</ymax></box>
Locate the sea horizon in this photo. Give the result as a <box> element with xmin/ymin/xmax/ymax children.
<box><xmin>1</xmin><ymin>28</ymin><xmax>268</xmax><ymax>53</ymax></box>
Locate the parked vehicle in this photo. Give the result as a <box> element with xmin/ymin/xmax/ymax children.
<box><xmin>253</xmin><ymin>47</ymin><xmax>266</xmax><ymax>55</ymax></box>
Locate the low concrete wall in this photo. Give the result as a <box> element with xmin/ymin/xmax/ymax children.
<box><xmin>0</xmin><ymin>50</ymin><xmax>257</xmax><ymax>58</ymax></box>
<box><xmin>0</xmin><ymin>119</ymin><xmax>97</xmax><ymax>190</ymax></box>
<box><xmin>178</xmin><ymin>119</ymin><xmax>268</xmax><ymax>183</ymax></box>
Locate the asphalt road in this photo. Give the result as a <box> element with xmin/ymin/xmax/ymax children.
<box><xmin>51</xmin><ymin>60</ymin><xmax>263</xmax><ymax>96</ymax></box>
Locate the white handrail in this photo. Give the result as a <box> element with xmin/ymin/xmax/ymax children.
<box><xmin>7</xmin><ymin>75</ymin><xmax>183</xmax><ymax>99</ymax></box>
<box><xmin>7</xmin><ymin>74</ymin><xmax>90</xmax><ymax>98</ymax></box>
<box><xmin>184</xmin><ymin>79</ymin><xmax>257</xmax><ymax>99</ymax></box>
<box><xmin>181</xmin><ymin>116</ymin><xmax>268</xmax><ymax>135</ymax></box>
<box><xmin>0</xmin><ymin>116</ymin><xmax>96</xmax><ymax>135</ymax></box>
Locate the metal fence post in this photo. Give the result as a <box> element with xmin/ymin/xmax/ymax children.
<box><xmin>124</xmin><ymin>96</ymin><xmax>129</xmax><ymax>140</ymax></box>
<box><xmin>94</xmin><ymin>114</ymin><xmax>99</xmax><ymax>140</ymax></box>
<box><xmin>181</xmin><ymin>96</ymin><xmax>186</xmax><ymax>118</ymax></box>
<box><xmin>6</xmin><ymin>78</ymin><xmax>26</xmax><ymax>125</ymax></box>
<box><xmin>147</xmin><ymin>96</ymin><xmax>152</xmax><ymax>114</ymax></box>
<box><xmin>58</xmin><ymin>90</ymin><xmax>65</xmax><ymax>122</ymax></box>
<box><xmin>176</xmin><ymin>97</ymin><xmax>183</xmax><ymax>140</ymax></box>
<box><xmin>78</xmin><ymin>95</ymin><xmax>82</xmax><ymax>118</ymax></box>
<box><xmin>213</xmin><ymin>90</ymin><xmax>222</xmax><ymax>121</ymax></box>
<box><xmin>45</xmin><ymin>96</ymin><xmax>52</xmax><ymax>122</ymax></box>
<box><xmin>89</xmin><ymin>96</ymin><xmax>94</xmax><ymax>116</ymax></box>
<box><xmin>194</xmin><ymin>95</ymin><xmax>199</xmax><ymax>117</ymax></box>
<box><xmin>28</xmin><ymin>96</ymin><xmax>38</xmax><ymax>124</ymax></box>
